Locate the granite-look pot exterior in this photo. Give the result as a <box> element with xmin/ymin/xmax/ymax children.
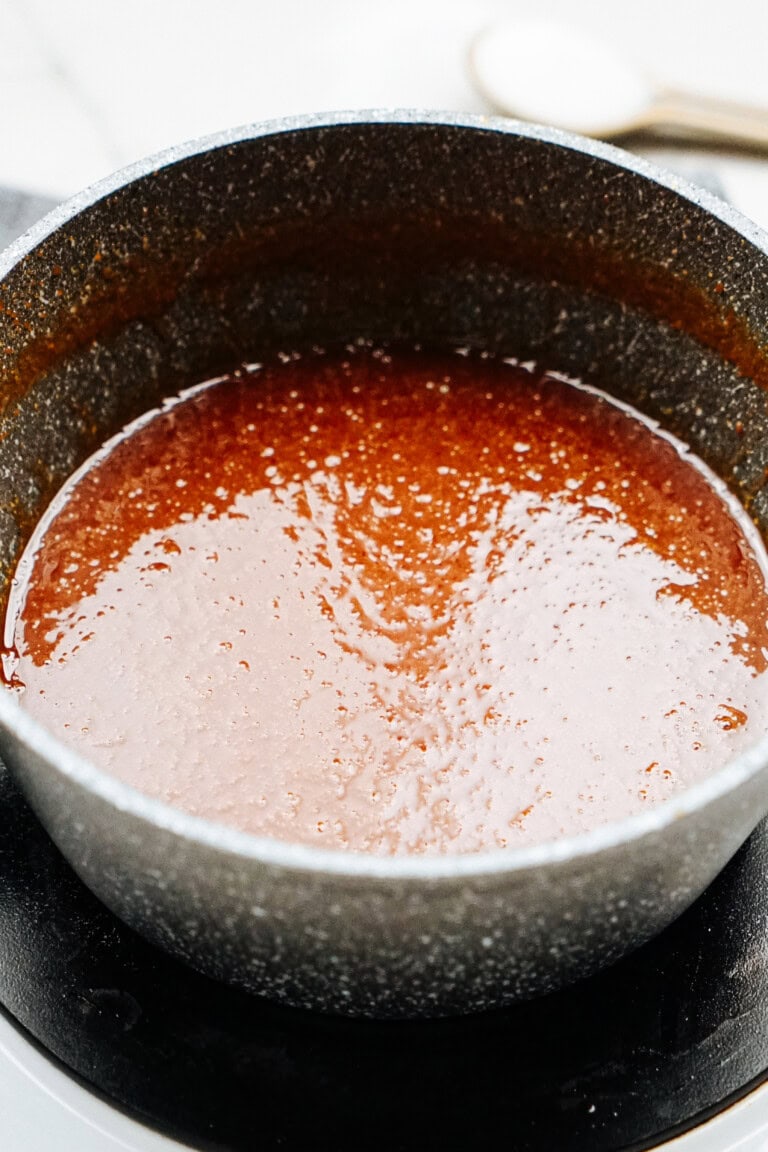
<box><xmin>1</xmin><ymin>113</ymin><xmax>768</xmax><ymax>1016</ymax></box>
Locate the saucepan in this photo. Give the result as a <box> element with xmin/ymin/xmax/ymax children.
<box><xmin>1</xmin><ymin>111</ymin><xmax>768</xmax><ymax>1018</ymax></box>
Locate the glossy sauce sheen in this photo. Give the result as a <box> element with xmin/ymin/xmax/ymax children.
<box><xmin>7</xmin><ymin>348</ymin><xmax>768</xmax><ymax>854</ymax></box>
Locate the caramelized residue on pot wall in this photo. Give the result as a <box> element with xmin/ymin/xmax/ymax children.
<box><xmin>5</xmin><ymin>347</ymin><xmax>768</xmax><ymax>854</ymax></box>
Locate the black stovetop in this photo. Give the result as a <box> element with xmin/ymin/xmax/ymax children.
<box><xmin>2</xmin><ymin>751</ymin><xmax>768</xmax><ymax>1152</ymax></box>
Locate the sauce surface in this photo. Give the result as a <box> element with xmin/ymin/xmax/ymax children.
<box><xmin>6</xmin><ymin>347</ymin><xmax>768</xmax><ymax>854</ymax></box>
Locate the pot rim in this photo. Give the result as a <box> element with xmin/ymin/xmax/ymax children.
<box><xmin>3</xmin><ymin>108</ymin><xmax>768</xmax><ymax>882</ymax></box>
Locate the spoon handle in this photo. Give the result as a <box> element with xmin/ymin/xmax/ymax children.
<box><xmin>642</xmin><ymin>88</ymin><xmax>768</xmax><ymax>151</ymax></box>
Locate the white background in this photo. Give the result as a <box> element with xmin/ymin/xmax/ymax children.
<box><xmin>0</xmin><ymin>0</ymin><xmax>768</xmax><ymax>215</ymax></box>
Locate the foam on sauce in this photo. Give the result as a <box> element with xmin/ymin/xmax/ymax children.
<box><xmin>5</xmin><ymin>347</ymin><xmax>768</xmax><ymax>854</ymax></box>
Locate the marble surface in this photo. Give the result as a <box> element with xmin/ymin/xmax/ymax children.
<box><xmin>2</xmin><ymin>0</ymin><xmax>768</xmax><ymax>229</ymax></box>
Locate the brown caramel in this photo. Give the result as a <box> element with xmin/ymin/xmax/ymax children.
<box><xmin>6</xmin><ymin>347</ymin><xmax>768</xmax><ymax>854</ymax></box>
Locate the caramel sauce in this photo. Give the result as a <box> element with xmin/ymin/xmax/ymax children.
<box><xmin>6</xmin><ymin>347</ymin><xmax>768</xmax><ymax>854</ymax></box>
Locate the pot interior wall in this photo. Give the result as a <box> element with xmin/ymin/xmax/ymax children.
<box><xmin>1</xmin><ymin>121</ymin><xmax>768</xmax><ymax>615</ymax></box>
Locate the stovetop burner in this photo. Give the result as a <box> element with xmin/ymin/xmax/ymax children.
<box><xmin>2</xmin><ymin>188</ymin><xmax>768</xmax><ymax>1152</ymax></box>
<box><xmin>1</xmin><ymin>748</ymin><xmax>768</xmax><ymax>1152</ymax></box>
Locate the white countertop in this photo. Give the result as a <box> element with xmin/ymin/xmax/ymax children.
<box><xmin>1</xmin><ymin>0</ymin><xmax>768</xmax><ymax>226</ymax></box>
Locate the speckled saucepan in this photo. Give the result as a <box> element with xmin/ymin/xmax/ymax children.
<box><xmin>1</xmin><ymin>112</ymin><xmax>768</xmax><ymax>1018</ymax></box>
